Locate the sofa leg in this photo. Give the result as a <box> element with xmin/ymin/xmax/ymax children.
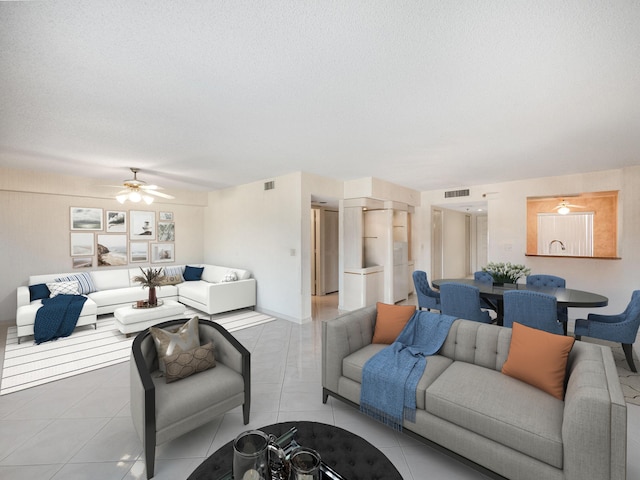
<box><xmin>574</xmin><ymin>335</ymin><xmax>581</xmax><ymax>341</ymax></box>
<box><xmin>322</xmin><ymin>388</ymin><xmax>329</xmax><ymax>404</ymax></box>
<box><xmin>622</xmin><ymin>343</ymin><xmax>637</xmax><ymax>373</ymax></box>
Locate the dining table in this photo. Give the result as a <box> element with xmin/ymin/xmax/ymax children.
<box><xmin>431</xmin><ymin>278</ymin><xmax>608</xmax><ymax>326</ymax></box>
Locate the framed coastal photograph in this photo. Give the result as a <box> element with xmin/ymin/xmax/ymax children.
<box><xmin>72</xmin><ymin>257</ymin><xmax>93</xmax><ymax>269</ymax></box>
<box><xmin>130</xmin><ymin>210</ymin><xmax>156</xmax><ymax>240</ymax></box>
<box><xmin>158</xmin><ymin>221</ymin><xmax>175</xmax><ymax>241</ymax></box>
<box><xmin>159</xmin><ymin>211</ymin><xmax>173</xmax><ymax>221</ymax></box>
<box><xmin>151</xmin><ymin>243</ymin><xmax>174</xmax><ymax>263</ymax></box>
<box><xmin>97</xmin><ymin>234</ymin><xmax>128</xmax><ymax>266</ymax></box>
<box><xmin>70</xmin><ymin>232</ymin><xmax>95</xmax><ymax>256</ymax></box>
<box><xmin>106</xmin><ymin>210</ymin><xmax>127</xmax><ymax>232</ymax></box>
<box><xmin>129</xmin><ymin>242</ymin><xmax>149</xmax><ymax>263</ymax></box>
<box><xmin>70</xmin><ymin>207</ymin><xmax>103</xmax><ymax>230</ymax></box>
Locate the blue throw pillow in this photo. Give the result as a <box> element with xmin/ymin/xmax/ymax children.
<box><xmin>183</xmin><ymin>265</ymin><xmax>204</xmax><ymax>281</ymax></box>
<box><xmin>29</xmin><ymin>283</ymin><xmax>51</xmax><ymax>302</ymax></box>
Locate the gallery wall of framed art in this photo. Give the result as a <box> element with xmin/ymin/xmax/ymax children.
<box><xmin>70</xmin><ymin>208</ymin><xmax>175</xmax><ymax>269</ymax></box>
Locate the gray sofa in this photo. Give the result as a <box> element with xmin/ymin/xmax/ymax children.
<box><xmin>322</xmin><ymin>305</ymin><xmax>627</xmax><ymax>480</ymax></box>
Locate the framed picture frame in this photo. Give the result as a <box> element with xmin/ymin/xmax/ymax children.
<box><xmin>130</xmin><ymin>210</ymin><xmax>156</xmax><ymax>240</ymax></box>
<box><xmin>70</xmin><ymin>207</ymin><xmax>103</xmax><ymax>230</ymax></box>
<box><xmin>158</xmin><ymin>221</ymin><xmax>175</xmax><ymax>241</ymax></box>
<box><xmin>129</xmin><ymin>241</ymin><xmax>149</xmax><ymax>263</ymax></box>
<box><xmin>106</xmin><ymin>210</ymin><xmax>127</xmax><ymax>232</ymax></box>
<box><xmin>97</xmin><ymin>234</ymin><xmax>128</xmax><ymax>266</ymax></box>
<box><xmin>159</xmin><ymin>211</ymin><xmax>173</xmax><ymax>221</ymax></box>
<box><xmin>72</xmin><ymin>257</ymin><xmax>93</xmax><ymax>269</ymax></box>
<box><xmin>70</xmin><ymin>232</ymin><xmax>94</xmax><ymax>256</ymax></box>
<box><xmin>151</xmin><ymin>243</ymin><xmax>175</xmax><ymax>263</ymax></box>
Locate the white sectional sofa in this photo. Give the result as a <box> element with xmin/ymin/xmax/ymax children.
<box><xmin>16</xmin><ymin>264</ymin><xmax>256</xmax><ymax>343</ymax></box>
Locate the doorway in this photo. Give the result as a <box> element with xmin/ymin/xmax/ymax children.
<box><xmin>311</xmin><ymin>207</ymin><xmax>339</xmax><ymax>296</ymax></box>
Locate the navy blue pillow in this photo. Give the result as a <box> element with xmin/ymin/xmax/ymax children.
<box><xmin>29</xmin><ymin>283</ymin><xmax>51</xmax><ymax>302</ymax></box>
<box><xmin>183</xmin><ymin>265</ymin><xmax>204</xmax><ymax>281</ymax></box>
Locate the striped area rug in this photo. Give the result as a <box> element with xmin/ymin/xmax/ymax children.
<box><xmin>1</xmin><ymin>309</ymin><xmax>275</xmax><ymax>396</ymax></box>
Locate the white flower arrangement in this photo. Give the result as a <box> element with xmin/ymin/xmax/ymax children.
<box><xmin>481</xmin><ymin>262</ymin><xmax>531</xmax><ymax>284</ymax></box>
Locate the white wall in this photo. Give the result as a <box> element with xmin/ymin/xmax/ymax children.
<box><xmin>417</xmin><ymin>167</ymin><xmax>640</xmax><ymax>317</ymax></box>
<box><xmin>204</xmin><ymin>172</ymin><xmax>342</xmax><ymax>322</ymax></box>
<box><xmin>0</xmin><ymin>167</ymin><xmax>207</xmax><ymax>323</ymax></box>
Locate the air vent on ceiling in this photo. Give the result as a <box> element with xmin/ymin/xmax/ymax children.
<box><xmin>444</xmin><ymin>189</ymin><xmax>470</xmax><ymax>198</ymax></box>
<box><xmin>264</xmin><ymin>181</ymin><xmax>275</xmax><ymax>190</ymax></box>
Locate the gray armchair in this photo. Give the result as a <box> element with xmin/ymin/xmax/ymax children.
<box><xmin>130</xmin><ymin>318</ymin><xmax>251</xmax><ymax>479</ymax></box>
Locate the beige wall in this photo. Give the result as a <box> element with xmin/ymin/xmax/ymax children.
<box><xmin>0</xmin><ymin>168</ymin><xmax>207</xmax><ymax>322</ymax></box>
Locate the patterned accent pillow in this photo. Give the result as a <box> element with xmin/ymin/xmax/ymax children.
<box><xmin>164</xmin><ymin>342</ymin><xmax>216</xmax><ymax>383</ymax></box>
<box><xmin>222</xmin><ymin>270</ymin><xmax>238</xmax><ymax>282</ymax></box>
<box><xmin>159</xmin><ymin>266</ymin><xmax>184</xmax><ymax>285</ymax></box>
<box><xmin>46</xmin><ymin>281</ymin><xmax>80</xmax><ymax>297</ymax></box>
<box><xmin>149</xmin><ymin>316</ymin><xmax>200</xmax><ymax>372</ymax></box>
<box><xmin>55</xmin><ymin>272</ymin><xmax>97</xmax><ymax>295</ymax></box>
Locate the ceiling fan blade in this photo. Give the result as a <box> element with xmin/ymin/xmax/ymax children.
<box><xmin>146</xmin><ymin>190</ymin><xmax>175</xmax><ymax>199</ymax></box>
<box><xmin>140</xmin><ymin>184</ymin><xmax>160</xmax><ymax>190</ymax></box>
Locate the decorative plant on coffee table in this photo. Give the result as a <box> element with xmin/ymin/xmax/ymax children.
<box><xmin>481</xmin><ymin>262</ymin><xmax>531</xmax><ymax>285</ymax></box>
<box><xmin>133</xmin><ymin>267</ymin><xmax>165</xmax><ymax>306</ymax></box>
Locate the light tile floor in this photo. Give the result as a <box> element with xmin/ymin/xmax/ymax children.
<box><xmin>0</xmin><ymin>294</ymin><xmax>638</xmax><ymax>480</ymax></box>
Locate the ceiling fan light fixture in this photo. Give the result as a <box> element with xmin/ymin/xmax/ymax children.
<box><xmin>128</xmin><ymin>190</ymin><xmax>142</xmax><ymax>203</ymax></box>
<box><xmin>558</xmin><ymin>205</ymin><xmax>570</xmax><ymax>215</ymax></box>
<box><xmin>112</xmin><ymin>168</ymin><xmax>174</xmax><ymax>204</ymax></box>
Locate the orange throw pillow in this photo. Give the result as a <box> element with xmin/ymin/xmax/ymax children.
<box><xmin>372</xmin><ymin>302</ymin><xmax>416</xmax><ymax>344</ymax></box>
<box><xmin>502</xmin><ymin>322</ymin><xmax>575</xmax><ymax>400</ymax></box>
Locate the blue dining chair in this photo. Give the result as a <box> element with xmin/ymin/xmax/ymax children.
<box><xmin>474</xmin><ymin>271</ymin><xmax>493</xmax><ymax>283</ymax></box>
<box><xmin>503</xmin><ymin>290</ymin><xmax>564</xmax><ymax>335</ymax></box>
<box><xmin>412</xmin><ymin>270</ymin><xmax>441</xmax><ymax>311</ymax></box>
<box><xmin>574</xmin><ymin>290</ymin><xmax>640</xmax><ymax>372</ymax></box>
<box><xmin>526</xmin><ymin>274</ymin><xmax>568</xmax><ymax>328</ymax></box>
<box><xmin>474</xmin><ymin>271</ymin><xmax>497</xmax><ymax>311</ymax></box>
<box><xmin>439</xmin><ymin>283</ymin><xmax>491</xmax><ymax>323</ymax></box>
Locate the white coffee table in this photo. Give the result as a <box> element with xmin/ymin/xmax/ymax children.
<box><xmin>114</xmin><ymin>299</ymin><xmax>187</xmax><ymax>335</ymax></box>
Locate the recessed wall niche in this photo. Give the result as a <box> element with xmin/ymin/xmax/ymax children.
<box><xmin>526</xmin><ymin>191</ymin><xmax>619</xmax><ymax>258</ymax></box>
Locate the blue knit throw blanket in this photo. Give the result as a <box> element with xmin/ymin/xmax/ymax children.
<box><xmin>34</xmin><ymin>294</ymin><xmax>87</xmax><ymax>344</ymax></box>
<box><xmin>360</xmin><ymin>311</ymin><xmax>457</xmax><ymax>431</ymax></box>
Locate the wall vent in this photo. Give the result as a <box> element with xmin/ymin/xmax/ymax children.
<box><xmin>264</xmin><ymin>181</ymin><xmax>275</xmax><ymax>190</ymax></box>
<box><xmin>444</xmin><ymin>189</ymin><xmax>470</xmax><ymax>198</ymax></box>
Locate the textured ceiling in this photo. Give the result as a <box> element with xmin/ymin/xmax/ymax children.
<box><xmin>1</xmin><ymin>1</ymin><xmax>639</xmax><ymax>195</ymax></box>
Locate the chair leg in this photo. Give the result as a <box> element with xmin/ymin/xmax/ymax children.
<box><xmin>622</xmin><ymin>344</ymin><xmax>637</xmax><ymax>373</ymax></box>
<box><xmin>575</xmin><ymin>335</ymin><xmax>581</xmax><ymax>341</ymax></box>
<box><xmin>145</xmin><ymin>441</ymin><xmax>155</xmax><ymax>479</ymax></box>
<box><xmin>243</xmin><ymin>403</ymin><xmax>250</xmax><ymax>425</ymax></box>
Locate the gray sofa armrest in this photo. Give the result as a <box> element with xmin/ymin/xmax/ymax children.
<box><xmin>562</xmin><ymin>341</ymin><xmax>627</xmax><ymax>480</ymax></box>
<box><xmin>322</xmin><ymin>305</ymin><xmax>377</xmax><ymax>395</ymax></box>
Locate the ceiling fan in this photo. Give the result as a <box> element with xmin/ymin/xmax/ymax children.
<box><xmin>113</xmin><ymin>168</ymin><xmax>175</xmax><ymax>204</ymax></box>
<box><xmin>553</xmin><ymin>199</ymin><xmax>585</xmax><ymax>215</ymax></box>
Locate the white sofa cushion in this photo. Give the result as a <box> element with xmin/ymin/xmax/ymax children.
<box><xmin>89</xmin><ymin>285</ymin><xmax>179</xmax><ymax>307</ymax></box>
<box><xmin>17</xmin><ymin>297</ymin><xmax>97</xmax><ymax>327</ymax></box>
<box><xmin>90</xmin><ymin>269</ymin><xmax>131</xmax><ymax>291</ymax></box>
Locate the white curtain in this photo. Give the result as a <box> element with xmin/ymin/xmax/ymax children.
<box><xmin>537</xmin><ymin>212</ymin><xmax>594</xmax><ymax>256</ymax></box>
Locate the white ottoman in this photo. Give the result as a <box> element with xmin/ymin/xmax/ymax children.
<box><xmin>114</xmin><ymin>299</ymin><xmax>187</xmax><ymax>335</ymax></box>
